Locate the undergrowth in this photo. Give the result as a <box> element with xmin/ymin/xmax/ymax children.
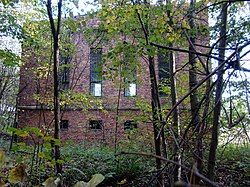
<box><xmin>61</xmin><ymin>141</ymin><xmax>155</xmax><ymax>186</ymax></box>
<box><xmin>216</xmin><ymin>144</ymin><xmax>250</xmax><ymax>186</ymax></box>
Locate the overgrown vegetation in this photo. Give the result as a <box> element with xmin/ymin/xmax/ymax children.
<box><xmin>0</xmin><ymin>135</ymin><xmax>249</xmax><ymax>186</ymax></box>
<box><xmin>0</xmin><ymin>0</ymin><xmax>250</xmax><ymax>186</ymax></box>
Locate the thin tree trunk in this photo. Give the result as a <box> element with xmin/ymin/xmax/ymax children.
<box><xmin>188</xmin><ymin>0</ymin><xmax>203</xmax><ymax>178</ymax></box>
<box><xmin>207</xmin><ymin>2</ymin><xmax>228</xmax><ymax>181</ymax></box>
<box><xmin>114</xmin><ymin>65</ymin><xmax>122</xmax><ymax>154</ymax></box>
<box><xmin>165</xmin><ymin>0</ymin><xmax>181</xmax><ymax>182</ymax></box>
<box><xmin>148</xmin><ymin>55</ymin><xmax>164</xmax><ymax>187</ymax></box>
<box><xmin>188</xmin><ymin>0</ymin><xmax>200</xmax><ymax>132</ymax></box>
<box><xmin>132</xmin><ymin>1</ymin><xmax>165</xmax><ymax>185</ymax></box>
<box><xmin>46</xmin><ymin>0</ymin><xmax>63</xmax><ymax>175</ymax></box>
<box><xmin>168</xmin><ymin>49</ymin><xmax>181</xmax><ymax>183</ymax></box>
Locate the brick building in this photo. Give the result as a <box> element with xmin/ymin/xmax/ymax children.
<box><xmin>17</xmin><ymin>17</ymin><xmax>205</xmax><ymax>144</ymax></box>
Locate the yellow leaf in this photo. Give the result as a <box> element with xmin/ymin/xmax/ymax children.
<box><xmin>0</xmin><ymin>150</ymin><xmax>6</xmax><ymax>168</ymax></box>
<box><xmin>73</xmin><ymin>174</ymin><xmax>105</xmax><ymax>187</ymax></box>
<box><xmin>88</xmin><ymin>174</ymin><xmax>105</xmax><ymax>187</ymax></box>
<box><xmin>19</xmin><ymin>131</ymin><xmax>29</xmax><ymax>138</ymax></box>
<box><xmin>182</xmin><ymin>20</ymin><xmax>191</xmax><ymax>30</ymax></box>
<box><xmin>0</xmin><ymin>179</ymin><xmax>6</xmax><ymax>187</ymax></box>
<box><xmin>74</xmin><ymin>181</ymin><xmax>88</xmax><ymax>187</ymax></box>
<box><xmin>117</xmin><ymin>179</ymin><xmax>127</xmax><ymax>185</ymax></box>
<box><xmin>8</xmin><ymin>163</ymin><xmax>27</xmax><ymax>184</ymax></box>
<box><xmin>42</xmin><ymin>177</ymin><xmax>60</xmax><ymax>187</ymax></box>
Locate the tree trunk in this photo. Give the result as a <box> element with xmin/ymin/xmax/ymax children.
<box><xmin>46</xmin><ymin>0</ymin><xmax>63</xmax><ymax>175</ymax></box>
<box><xmin>166</xmin><ymin>0</ymin><xmax>181</xmax><ymax>182</ymax></box>
<box><xmin>207</xmin><ymin>2</ymin><xmax>228</xmax><ymax>181</ymax></box>
<box><xmin>168</xmin><ymin>48</ymin><xmax>181</xmax><ymax>183</ymax></box>
<box><xmin>188</xmin><ymin>0</ymin><xmax>203</xmax><ymax>177</ymax></box>
<box><xmin>132</xmin><ymin>1</ymin><xmax>166</xmax><ymax>185</ymax></box>
<box><xmin>148</xmin><ymin>55</ymin><xmax>164</xmax><ymax>187</ymax></box>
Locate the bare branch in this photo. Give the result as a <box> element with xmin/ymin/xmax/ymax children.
<box><xmin>116</xmin><ymin>151</ymin><xmax>219</xmax><ymax>187</ymax></box>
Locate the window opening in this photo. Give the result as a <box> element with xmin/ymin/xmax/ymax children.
<box><xmin>124</xmin><ymin>120</ymin><xmax>137</xmax><ymax>131</ymax></box>
<box><xmin>59</xmin><ymin>55</ymin><xmax>71</xmax><ymax>90</ymax></box>
<box><xmin>123</xmin><ymin>59</ymin><xmax>137</xmax><ymax>97</ymax></box>
<box><xmin>89</xmin><ymin>120</ymin><xmax>103</xmax><ymax>130</ymax></box>
<box><xmin>60</xmin><ymin>120</ymin><xmax>69</xmax><ymax>130</ymax></box>
<box><xmin>90</xmin><ymin>48</ymin><xmax>102</xmax><ymax>96</ymax></box>
<box><xmin>158</xmin><ymin>51</ymin><xmax>170</xmax><ymax>96</ymax></box>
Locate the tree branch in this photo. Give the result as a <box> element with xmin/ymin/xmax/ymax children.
<box><xmin>156</xmin><ymin>40</ymin><xmax>250</xmax><ymax>139</ymax></box>
<box><xmin>150</xmin><ymin>42</ymin><xmax>222</xmax><ymax>61</ymax></box>
<box><xmin>116</xmin><ymin>151</ymin><xmax>219</xmax><ymax>187</ymax></box>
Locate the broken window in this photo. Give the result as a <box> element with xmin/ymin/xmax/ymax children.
<box><xmin>124</xmin><ymin>60</ymin><xmax>137</xmax><ymax>97</ymax></box>
<box><xmin>90</xmin><ymin>48</ymin><xmax>102</xmax><ymax>97</ymax></box>
<box><xmin>59</xmin><ymin>55</ymin><xmax>71</xmax><ymax>90</ymax></box>
<box><xmin>158</xmin><ymin>51</ymin><xmax>170</xmax><ymax>96</ymax></box>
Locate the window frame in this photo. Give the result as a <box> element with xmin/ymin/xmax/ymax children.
<box><xmin>123</xmin><ymin>60</ymin><xmax>137</xmax><ymax>97</ymax></box>
<box><xmin>158</xmin><ymin>51</ymin><xmax>170</xmax><ymax>97</ymax></box>
<box><xmin>59</xmin><ymin>55</ymin><xmax>71</xmax><ymax>90</ymax></box>
<box><xmin>124</xmin><ymin>120</ymin><xmax>138</xmax><ymax>131</ymax></box>
<box><xmin>124</xmin><ymin>82</ymin><xmax>137</xmax><ymax>97</ymax></box>
<box><xmin>60</xmin><ymin>120</ymin><xmax>69</xmax><ymax>130</ymax></box>
<box><xmin>89</xmin><ymin>120</ymin><xmax>103</xmax><ymax>130</ymax></box>
<box><xmin>89</xmin><ymin>48</ymin><xmax>102</xmax><ymax>97</ymax></box>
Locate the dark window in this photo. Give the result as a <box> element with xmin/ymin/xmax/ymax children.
<box><xmin>59</xmin><ymin>55</ymin><xmax>71</xmax><ymax>90</ymax></box>
<box><xmin>124</xmin><ymin>120</ymin><xmax>137</xmax><ymax>131</ymax></box>
<box><xmin>158</xmin><ymin>51</ymin><xmax>170</xmax><ymax>96</ymax></box>
<box><xmin>90</xmin><ymin>48</ymin><xmax>102</xmax><ymax>96</ymax></box>
<box><xmin>89</xmin><ymin>120</ymin><xmax>103</xmax><ymax>130</ymax></box>
<box><xmin>60</xmin><ymin>120</ymin><xmax>69</xmax><ymax>130</ymax></box>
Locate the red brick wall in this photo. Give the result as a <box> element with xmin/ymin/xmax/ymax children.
<box><xmin>18</xmin><ymin>19</ymin><xmax>208</xmax><ymax>143</ymax></box>
<box><xmin>18</xmin><ymin>29</ymin><xmax>155</xmax><ymax>143</ymax></box>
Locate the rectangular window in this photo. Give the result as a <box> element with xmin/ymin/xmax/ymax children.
<box><xmin>158</xmin><ymin>51</ymin><xmax>170</xmax><ymax>96</ymax></box>
<box><xmin>59</xmin><ymin>55</ymin><xmax>70</xmax><ymax>90</ymax></box>
<box><xmin>89</xmin><ymin>120</ymin><xmax>103</xmax><ymax>130</ymax></box>
<box><xmin>60</xmin><ymin>120</ymin><xmax>69</xmax><ymax>130</ymax></box>
<box><xmin>124</xmin><ymin>120</ymin><xmax>137</xmax><ymax>131</ymax></box>
<box><xmin>124</xmin><ymin>83</ymin><xmax>136</xmax><ymax>97</ymax></box>
<box><xmin>124</xmin><ymin>62</ymin><xmax>137</xmax><ymax>97</ymax></box>
<box><xmin>90</xmin><ymin>83</ymin><xmax>102</xmax><ymax>97</ymax></box>
<box><xmin>90</xmin><ymin>48</ymin><xmax>102</xmax><ymax>96</ymax></box>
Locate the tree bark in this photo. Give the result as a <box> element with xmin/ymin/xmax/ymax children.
<box><xmin>165</xmin><ymin>0</ymin><xmax>181</xmax><ymax>182</ymax></box>
<box><xmin>188</xmin><ymin>0</ymin><xmax>203</xmax><ymax>177</ymax></box>
<box><xmin>132</xmin><ymin>1</ymin><xmax>166</xmax><ymax>185</ymax></box>
<box><xmin>46</xmin><ymin>0</ymin><xmax>63</xmax><ymax>175</ymax></box>
<box><xmin>207</xmin><ymin>2</ymin><xmax>228</xmax><ymax>181</ymax></box>
<box><xmin>149</xmin><ymin>56</ymin><xmax>164</xmax><ymax>186</ymax></box>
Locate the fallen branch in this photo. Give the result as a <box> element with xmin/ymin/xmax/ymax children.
<box><xmin>116</xmin><ymin>151</ymin><xmax>219</xmax><ymax>187</ymax></box>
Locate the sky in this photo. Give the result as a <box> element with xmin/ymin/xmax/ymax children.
<box><xmin>208</xmin><ymin>3</ymin><xmax>250</xmax><ymax>84</ymax></box>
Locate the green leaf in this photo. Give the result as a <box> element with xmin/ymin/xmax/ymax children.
<box><xmin>38</xmin><ymin>152</ymin><xmax>45</xmax><ymax>159</ymax></box>
<box><xmin>0</xmin><ymin>49</ymin><xmax>20</xmax><ymax>67</ymax></box>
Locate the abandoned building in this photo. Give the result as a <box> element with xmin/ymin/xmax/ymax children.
<box><xmin>17</xmin><ymin>17</ymin><xmax>207</xmax><ymax>144</ymax></box>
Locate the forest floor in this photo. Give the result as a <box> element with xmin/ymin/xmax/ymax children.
<box><xmin>0</xmin><ymin>136</ymin><xmax>249</xmax><ymax>186</ymax></box>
